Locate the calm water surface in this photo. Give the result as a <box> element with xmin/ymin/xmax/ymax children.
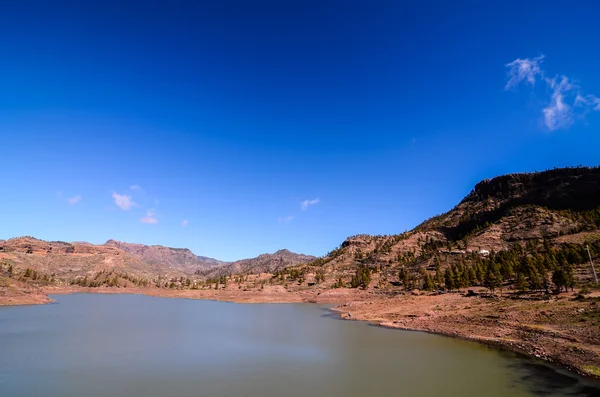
<box><xmin>1</xmin><ymin>294</ymin><xmax>599</xmax><ymax>397</ymax></box>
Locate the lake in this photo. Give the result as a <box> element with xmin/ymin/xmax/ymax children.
<box><xmin>1</xmin><ymin>294</ymin><xmax>599</xmax><ymax>397</ymax></box>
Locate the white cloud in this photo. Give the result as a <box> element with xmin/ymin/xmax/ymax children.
<box><xmin>277</xmin><ymin>215</ymin><xmax>294</xmax><ymax>223</ymax></box>
<box><xmin>130</xmin><ymin>185</ymin><xmax>142</xmax><ymax>191</ymax></box>
<box><xmin>301</xmin><ymin>198</ymin><xmax>319</xmax><ymax>211</ymax></box>
<box><xmin>112</xmin><ymin>192</ymin><xmax>137</xmax><ymax>210</ymax></box>
<box><xmin>140</xmin><ymin>209</ymin><xmax>158</xmax><ymax>224</ymax></box>
<box><xmin>181</xmin><ymin>220</ymin><xmax>189</xmax><ymax>227</ymax></box>
<box><xmin>505</xmin><ymin>55</ymin><xmax>600</xmax><ymax>131</ymax></box>
<box><xmin>575</xmin><ymin>93</ymin><xmax>600</xmax><ymax>111</ymax></box>
<box><xmin>542</xmin><ymin>76</ymin><xmax>574</xmax><ymax>131</ymax></box>
<box><xmin>67</xmin><ymin>195</ymin><xmax>82</xmax><ymax>205</ymax></box>
<box><xmin>505</xmin><ymin>55</ymin><xmax>544</xmax><ymax>90</ymax></box>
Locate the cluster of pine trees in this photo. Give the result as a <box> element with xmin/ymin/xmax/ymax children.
<box><xmin>71</xmin><ymin>270</ymin><xmax>150</xmax><ymax>288</ymax></box>
<box><xmin>16</xmin><ymin>267</ymin><xmax>53</xmax><ymax>283</ymax></box>
<box><xmin>401</xmin><ymin>240</ymin><xmax>599</xmax><ymax>294</ymax></box>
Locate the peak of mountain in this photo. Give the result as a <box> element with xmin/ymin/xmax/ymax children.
<box><xmin>294</xmin><ymin>166</ymin><xmax>600</xmax><ymax>284</ymax></box>
<box><xmin>459</xmin><ymin>166</ymin><xmax>600</xmax><ymax>210</ymax></box>
<box><xmin>201</xmin><ymin>249</ymin><xmax>316</xmax><ymax>278</ymax></box>
<box><xmin>104</xmin><ymin>239</ymin><xmax>227</xmax><ymax>272</ymax></box>
<box><xmin>414</xmin><ymin>166</ymin><xmax>600</xmax><ymax>243</ymax></box>
<box><xmin>0</xmin><ymin>236</ymin><xmax>312</xmax><ymax>282</ymax></box>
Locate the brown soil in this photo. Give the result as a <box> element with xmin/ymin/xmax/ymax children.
<box><xmin>0</xmin><ymin>276</ymin><xmax>53</xmax><ymax>306</ymax></box>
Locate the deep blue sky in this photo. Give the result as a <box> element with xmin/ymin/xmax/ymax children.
<box><xmin>1</xmin><ymin>1</ymin><xmax>599</xmax><ymax>261</ymax></box>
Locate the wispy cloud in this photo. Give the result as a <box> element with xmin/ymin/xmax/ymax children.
<box><xmin>67</xmin><ymin>195</ymin><xmax>82</xmax><ymax>205</ymax></box>
<box><xmin>505</xmin><ymin>55</ymin><xmax>544</xmax><ymax>90</ymax></box>
<box><xmin>130</xmin><ymin>184</ymin><xmax>142</xmax><ymax>191</ymax></box>
<box><xmin>277</xmin><ymin>215</ymin><xmax>294</xmax><ymax>223</ymax></box>
<box><xmin>112</xmin><ymin>192</ymin><xmax>137</xmax><ymax>210</ymax></box>
<box><xmin>505</xmin><ymin>55</ymin><xmax>600</xmax><ymax>131</ymax></box>
<box><xmin>301</xmin><ymin>198</ymin><xmax>319</xmax><ymax>211</ymax></box>
<box><xmin>140</xmin><ymin>209</ymin><xmax>158</xmax><ymax>224</ymax></box>
<box><xmin>181</xmin><ymin>219</ymin><xmax>189</xmax><ymax>227</ymax></box>
<box><xmin>542</xmin><ymin>76</ymin><xmax>574</xmax><ymax>131</ymax></box>
<box><xmin>575</xmin><ymin>93</ymin><xmax>600</xmax><ymax>111</ymax></box>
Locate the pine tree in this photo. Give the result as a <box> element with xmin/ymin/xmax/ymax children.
<box><xmin>444</xmin><ymin>267</ymin><xmax>455</xmax><ymax>291</ymax></box>
<box><xmin>351</xmin><ymin>265</ymin><xmax>372</xmax><ymax>289</ymax></box>
<box><xmin>484</xmin><ymin>263</ymin><xmax>502</xmax><ymax>295</ymax></box>
<box><xmin>467</xmin><ymin>266</ymin><xmax>478</xmax><ymax>285</ymax></box>
<box><xmin>435</xmin><ymin>268</ymin><xmax>444</xmax><ymax>288</ymax></box>
<box><xmin>422</xmin><ymin>273</ymin><xmax>435</xmax><ymax>291</ymax></box>
<box><xmin>515</xmin><ymin>272</ymin><xmax>528</xmax><ymax>292</ymax></box>
<box><xmin>528</xmin><ymin>267</ymin><xmax>543</xmax><ymax>291</ymax></box>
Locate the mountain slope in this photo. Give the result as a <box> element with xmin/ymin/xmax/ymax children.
<box><xmin>200</xmin><ymin>249</ymin><xmax>316</xmax><ymax>278</ymax></box>
<box><xmin>419</xmin><ymin>166</ymin><xmax>600</xmax><ymax>242</ymax></box>
<box><xmin>0</xmin><ymin>237</ymin><xmax>315</xmax><ymax>286</ymax></box>
<box><xmin>0</xmin><ymin>237</ymin><xmax>164</xmax><ymax>280</ymax></box>
<box><xmin>104</xmin><ymin>239</ymin><xmax>227</xmax><ymax>273</ymax></box>
<box><xmin>283</xmin><ymin>166</ymin><xmax>600</xmax><ymax>290</ymax></box>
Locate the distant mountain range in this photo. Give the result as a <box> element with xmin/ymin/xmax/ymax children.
<box><xmin>104</xmin><ymin>239</ymin><xmax>227</xmax><ymax>273</ymax></box>
<box><xmin>0</xmin><ymin>237</ymin><xmax>314</xmax><ymax>281</ymax></box>
<box><xmin>199</xmin><ymin>249</ymin><xmax>317</xmax><ymax>278</ymax></box>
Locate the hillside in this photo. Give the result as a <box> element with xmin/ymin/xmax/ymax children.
<box><xmin>200</xmin><ymin>249</ymin><xmax>316</xmax><ymax>278</ymax></box>
<box><xmin>277</xmin><ymin>166</ymin><xmax>600</xmax><ymax>293</ymax></box>
<box><xmin>0</xmin><ymin>264</ymin><xmax>52</xmax><ymax>306</ymax></box>
<box><xmin>0</xmin><ymin>236</ymin><xmax>315</xmax><ymax>289</ymax></box>
<box><xmin>104</xmin><ymin>239</ymin><xmax>227</xmax><ymax>273</ymax></box>
<box><xmin>0</xmin><ymin>237</ymin><xmax>158</xmax><ymax>279</ymax></box>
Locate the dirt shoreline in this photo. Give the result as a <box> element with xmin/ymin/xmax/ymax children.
<box><xmin>3</xmin><ymin>285</ymin><xmax>600</xmax><ymax>379</ymax></box>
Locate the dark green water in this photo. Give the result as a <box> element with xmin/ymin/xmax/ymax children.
<box><xmin>1</xmin><ymin>294</ymin><xmax>599</xmax><ymax>397</ymax></box>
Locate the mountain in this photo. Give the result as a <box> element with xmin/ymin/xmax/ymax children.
<box><xmin>200</xmin><ymin>249</ymin><xmax>316</xmax><ymax>278</ymax></box>
<box><xmin>0</xmin><ymin>237</ymin><xmax>165</xmax><ymax>280</ymax></box>
<box><xmin>104</xmin><ymin>240</ymin><xmax>227</xmax><ymax>273</ymax></box>
<box><xmin>419</xmin><ymin>166</ymin><xmax>600</xmax><ymax>243</ymax></box>
<box><xmin>0</xmin><ymin>236</ymin><xmax>314</xmax><ymax>285</ymax></box>
<box><xmin>285</xmin><ymin>166</ymin><xmax>600</xmax><ymax>288</ymax></box>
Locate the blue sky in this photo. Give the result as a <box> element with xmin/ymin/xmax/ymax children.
<box><xmin>1</xmin><ymin>1</ymin><xmax>599</xmax><ymax>261</ymax></box>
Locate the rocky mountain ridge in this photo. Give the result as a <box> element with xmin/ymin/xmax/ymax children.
<box><xmin>104</xmin><ymin>239</ymin><xmax>227</xmax><ymax>273</ymax></box>
<box><xmin>0</xmin><ymin>236</ymin><xmax>314</xmax><ymax>283</ymax></box>
<box><xmin>200</xmin><ymin>249</ymin><xmax>316</xmax><ymax>278</ymax></box>
<box><xmin>281</xmin><ymin>166</ymin><xmax>600</xmax><ymax>291</ymax></box>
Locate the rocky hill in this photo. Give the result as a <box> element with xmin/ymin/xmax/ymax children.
<box><xmin>0</xmin><ymin>237</ymin><xmax>154</xmax><ymax>279</ymax></box>
<box><xmin>0</xmin><ymin>236</ymin><xmax>315</xmax><ymax>288</ymax></box>
<box><xmin>280</xmin><ymin>166</ymin><xmax>600</xmax><ymax>291</ymax></box>
<box><xmin>104</xmin><ymin>240</ymin><xmax>227</xmax><ymax>273</ymax></box>
<box><xmin>418</xmin><ymin>166</ymin><xmax>600</xmax><ymax>242</ymax></box>
<box><xmin>199</xmin><ymin>249</ymin><xmax>316</xmax><ymax>278</ymax></box>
